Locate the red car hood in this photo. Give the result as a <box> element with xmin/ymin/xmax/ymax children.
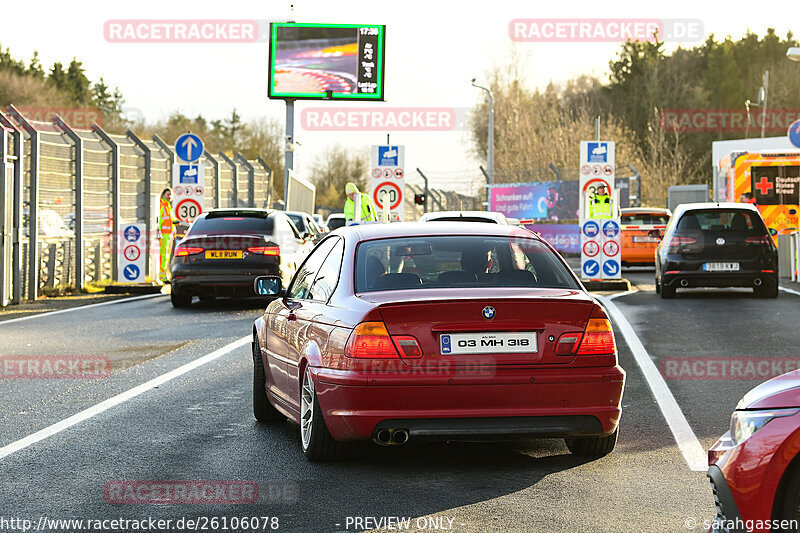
<box><xmin>738</xmin><ymin>369</ymin><xmax>800</xmax><ymax>409</ymax></box>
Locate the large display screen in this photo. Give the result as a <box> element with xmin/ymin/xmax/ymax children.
<box><xmin>268</xmin><ymin>23</ymin><xmax>385</xmax><ymax>100</ymax></box>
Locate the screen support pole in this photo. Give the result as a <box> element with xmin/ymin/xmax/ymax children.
<box><xmin>283</xmin><ymin>99</ymin><xmax>294</xmax><ymax>210</ymax></box>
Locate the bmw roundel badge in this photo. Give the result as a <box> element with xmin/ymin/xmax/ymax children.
<box><xmin>482</xmin><ymin>306</ymin><xmax>496</xmax><ymax>320</ymax></box>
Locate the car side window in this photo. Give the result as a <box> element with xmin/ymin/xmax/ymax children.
<box><xmin>308</xmin><ymin>239</ymin><xmax>344</xmax><ymax>302</ymax></box>
<box><xmin>288</xmin><ymin>237</ymin><xmax>339</xmax><ymax>300</ymax></box>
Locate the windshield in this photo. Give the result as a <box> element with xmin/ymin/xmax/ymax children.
<box><xmin>188</xmin><ymin>215</ymin><xmax>275</xmax><ymax>235</ymax></box>
<box><xmin>355</xmin><ymin>235</ymin><xmax>578</xmax><ymax>292</ymax></box>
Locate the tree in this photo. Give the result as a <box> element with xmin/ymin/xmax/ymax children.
<box><xmin>308</xmin><ymin>145</ymin><xmax>368</xmax><ymax>208</ymax></box>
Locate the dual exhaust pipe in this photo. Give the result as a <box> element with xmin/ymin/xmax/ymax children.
<box><xmin>675</xmin><ymin>278</ymin><xmax>763</xmax><ymax>288</ymax></box>
<box><xmin>374</xmin><ymin>428</ymin><xmax>409</xmax><ymax>446</ymax></box>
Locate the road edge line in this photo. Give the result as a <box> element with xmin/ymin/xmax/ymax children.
<box><xmin>0</xmin><ymin>293</ymin><xmax>166</xmax><ymax>326</ymax></box>
<box><xmin>780</xmin><ymin>286</ymin><xmax>800</xmax><ymax>297</ymax></box>
<box><xmin>597</xmin><ymin>295</ymin><xmax>708</xmax><ymax>472</ymax></box>
<box><xmin>0</xmin><ymin>335</ymin><xmax>250</xmax><ymax>461</ymax></box>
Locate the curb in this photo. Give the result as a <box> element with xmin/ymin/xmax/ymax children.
<box><xmin>104</xmin><ymin>284</ymin><xmax>165</xmax><ymax>295</ymax></box>
<box><xmin>583</xmin><ymin>279</ymin><xmax>632</xmax><ymax>291</ymax></box>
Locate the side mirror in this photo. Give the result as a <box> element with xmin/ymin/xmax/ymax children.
<box><xmin>254</xmin><ymin>276</ymin><xmax>282</xmax><ymax>297</ymax></box>
<box><xmin>769</xmin><ymin>228</ymin><xmax>778</xmax><ymax>236</ymax></box>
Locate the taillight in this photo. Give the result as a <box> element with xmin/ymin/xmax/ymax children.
<box><xmin>345</xmin><ymin>322</ymin><xmax>399</xmax><ymax>359</ymax></box>
<box><xmin>745</xmin><ymin>236</ymin><xmax>772</xmax><ymax>245</ymax></box>
<box><xmin>668</xmin><ymin>236</ymin><xmax>696</xmax><ymax>247</ymax></box>
<box><xmin>392</xmin><ymin>336</ymin><xmax>423</xmax><ymax>358</ymax></box>
<box><xmin>174</xmin><ymin>246</ymin><xmax>204</xmax><ymax>256</ymax></box>
<box><xmin>576</xmin><ymin>318</ymin><xmax>616</xmax><ymax>355</ymax></box>
<box><xmin>247</xmin><ymin>246</ymin><xmax>280</xmax><ymax>256</ymax></box>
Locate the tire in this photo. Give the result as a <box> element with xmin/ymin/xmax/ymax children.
<box><xmin>170</xmin><ymin>288</ymin><xmax>192</xmax><ymax>308</ymax></box>
<box><xmin>660</xmin><ymin>283</ymin><xmax>676</xmax><ymax>299</ymax></box>
<box><xmin>755</xmin><ymin>281</ymin><xmax>779</xmax><ymax>298</ymax></box>
<box><xmin>655</xmin><ymin>279</ymin><xmax>661</xmax><ymax>294</ymax></box>
<box><xmin>300</xmin><ymin>366</ymin><xmax>343</xmax><ymax>461</ymax></box>
<box><xmin>566</xmin><ymin>428</ymin><xmax>618</xmax><ymax>457</ymax></box>
<box><xmin>253</xmin><ymin>339</ymin><xmax>283</xmax><ymax>423</ymax></box>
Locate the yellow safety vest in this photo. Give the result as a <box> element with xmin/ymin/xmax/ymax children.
<box><xmin>159</xmin><ymin>199</ymin><xmax>173</xmax><ymax>234</ymax></box>
<box><xmin>589</xmin><ymin>194</ymin><xmax>613</xmax><ymax>219</ymax></box>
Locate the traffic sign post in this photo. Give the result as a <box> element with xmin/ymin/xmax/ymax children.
<box><xmin>117</xmin><ymin>223</ymin><xmax>146</xmax><ymax>283</ymax></box>
<box><xmin>370</xmin><ymin>145</ymin><xmax>405</xmax><ymax>222</ymax></box>
<box><xmin>579</xmin><ymin>140</ymin><xmax>621</xmax><ymax>280</ymax></box>
<box><xmin>172</xmin><ymin>133</ymin><xmax>206</xmax><ymax>224</ymax></box>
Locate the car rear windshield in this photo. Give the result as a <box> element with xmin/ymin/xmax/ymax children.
<box><xmin>621</xmin><ymin>213</ymin><xmax>669</xmax><ymax>225</ymax></box>
<box><xmin>286</xmin><ymin>214</ymin><xmax>307</xmax><ymax>232</ymax></box>
<box><xmin>676</xmin><ymin>209</ymin><xmax>766</xmax><ymax>233</ymax></box>
<box><xmin>327</xmin><ymin>217</ymin><xmax>346</xmax><ymax>230</ymax></box>
<box><xmin>188</xmin><ymin>214</ymin><xmax>274</xmax><ymax>235</ymax></box>
<box><xmin>355</xmin><ymin>235</ymin><xmax>579</xmax><ymax>292</ymax></box>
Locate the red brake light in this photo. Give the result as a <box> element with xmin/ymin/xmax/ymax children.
<box><xmin>668</xmin><ymin>236</ymin><xmax>696</xmax><ymax>247</ymax></box>
<box><xmin>345</xmin><ymin>322</ymin><xmax>399</xmax><ymax>359</ymax></box>
<box><xmin>576</xmin><ymin>318</ymin><xmax>616</xmax><ymax>355</ymax></box>
<box><xmin>174</xmin><ymin>246</ymin><xmax>204</xmax><ymax>256</ymax></box>
<box><xmin>745</xmin><ymin>236</ymin><xmax>772</xmax><ymax>245</ymax></box>
<box><xmin>392</xmin><ymin>335</ymin><xmax>423</xmax><ymax>358</ymax></box>
<box><xmin>247</xmin><ymin>246</ymin><xmax>280</xmax><ymax>256</ymax></box>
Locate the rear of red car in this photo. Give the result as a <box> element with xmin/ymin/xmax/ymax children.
<box><xmin>313</xmin><ymin>230</ymin><xmax>625</xmax><ymax>453</ymax></box>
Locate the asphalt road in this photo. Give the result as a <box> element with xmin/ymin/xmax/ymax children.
<box><xmin>5</xmin><ymin>269</ymin><xmax>798</xmax><ymax>532</ymax></box>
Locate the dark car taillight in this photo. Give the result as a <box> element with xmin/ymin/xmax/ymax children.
<box><xmin>745</xmin><ymin>236</ymin><xmax>772</xmax><ymax>245</ymax></box>
<box><xmin>668</xmin><ymin>236</ymin><xmax>696</xmax><ymax>247</ymax></box>
<box><xmin>174</xmin><ymin>246</ymin><xmax>204</xmax><ymax>256</ymax></box>
<box><xmin>247</xmin><ymin>246</ymin><xmax>280</xmax><ymax>256</ymax></box>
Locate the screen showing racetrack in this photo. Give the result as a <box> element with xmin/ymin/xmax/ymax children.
<box><xmin>268</xmin><ymin>23</ymin><xmax>385</xmax><ymax>100</ymax></box>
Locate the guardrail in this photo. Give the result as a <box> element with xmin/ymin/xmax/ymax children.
<box><xmin>0</xmin><ymin>108</ymin><xmax>274</xmax><ymax>305</ymax></box>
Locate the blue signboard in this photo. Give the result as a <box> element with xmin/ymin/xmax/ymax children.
<box><xmin>582</xmin><ymin>260</ymin><xmax>600</xmax><ymax>278</ymax></box>
<box><xmin>440</xmin><ymin>334</ymin><xmax>452</xmax><ymax>354</ymax></box>
<box><xmin>175</xmin><ymin>133</ymin><xmax>204</xmax><ymax>163</ymax></box>
<box><xmin>582</xmin><ymin>220</ymin><xmax>600</xmax><ymax>238</ymax></box>
<box><xmin>122</xmin><ymin>264</ymin><xmax>140</xmax><ymax>281</ymax></box>
<box><xmin>602</xmin><ymin>220</ymin><xmax>620</xmax><ymax>238</ymax></box>
<box><xmin>178</xmin><ymin>165</ymin><xmax>200</xmax><ymax>184</ymax></box>
<box><xmin>602</xmin><ymin>259</ymin><xmax>620</xmax><ymax>277</ymax></box>
<box><xmin>586</xmin><ymin>142</ymin><xmax>609</xmax><ymax>163</ymax></box>
<box><xmin>123</xmin><ymin>225</ymin><xmax>140</xmax><ymax>243</ymax></box>
<box><xmin>789</xmin><ymin>120</ymin><xmax>800</xmax><ymax>149</ymax></box>
<box><xmin>378</xmin><ymin>146</ymin><xmax>399</xmax><ymax>166</ymax></box>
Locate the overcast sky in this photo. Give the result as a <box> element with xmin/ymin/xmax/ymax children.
<box><xmin>3</xmin><ymin>0</ymin><xmax>795</xmax><ymax>191</ymax></box>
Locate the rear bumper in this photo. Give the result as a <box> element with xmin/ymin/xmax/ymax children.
<box><xmin>662</xmin><ymin>270</ymin><xmax>777</xmax><ymax>288</ymax></box>
<box><xmin>171</xmin><ymin>264</ymin><xmax>279</xmax><ymax>297</ymax></box>
<box><xmin>313</xmin><ymin>365</ymin><xmax>625</xmax><ymax>442</ymax></box>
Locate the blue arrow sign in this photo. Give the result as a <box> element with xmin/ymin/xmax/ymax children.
<box><xmin>582</xmin><ymin>260</ymin><xmax>600</xmax><ymax>278</ymax></box>
<box><xmin>789</xmin><ymin>120</ymin><xmax>800</xmax><ymax>149</ymax></box>
<box><xmin>175</xmin><ymin>133</ymin><xmax>204</xmax><ymax>163</ymax></box>
<box><xmin>582</xmin><ymin>220</ymin><xmax>600</xmax><ymax>238</ymax></box>
<box><xmin>602</xmin><ymin>220</ymin><xmax>620</xmax><ymax>238</ymax></box>
<box><xmin>602</xmin><ymin>259</ymin><xmax>620</xmax><ymax>277</ymax></box>
<box><xmin>123</xmin><ymin>264</ymin><xmax>140</xmax><ymax>281</ymax></box>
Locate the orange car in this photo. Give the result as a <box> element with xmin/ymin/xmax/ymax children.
<box><xmin>620</xmin><ymin>208</ymin><xmax>671</xmax><ymax>266</ymax></box>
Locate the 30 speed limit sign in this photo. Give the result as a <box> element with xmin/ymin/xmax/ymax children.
<box><xmin>373</xmin><ymin>181</ymin><xmax>403</xmax><ymax>211</ymax></box>
<box><xmin>175</xmin><ymin>198</ymin><xmax>202</xmax><ymax>223</ymax></box>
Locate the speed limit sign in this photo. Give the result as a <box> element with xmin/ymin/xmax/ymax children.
<box><xmin>372</xmin><ymin>181</ymin><xmax>403</xmax><ymax>210</ymax></box>
<box><xmin>175</xmin><ymin>198</ymin><xmax>202</xmax><ymax>223</ymax></box>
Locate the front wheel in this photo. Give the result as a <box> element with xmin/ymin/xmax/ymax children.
<box><xmin>565</xmin><ymin>428</ymin><xmax>618</xmax><ymax>457</ymax></box>
<box><xmin>300</xmin><ymin>367</ymin><xmax>343</xmax><ymax>461</ymax></box>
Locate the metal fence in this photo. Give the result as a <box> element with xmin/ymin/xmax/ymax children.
<box><xmin>0</xmin><ymin>105</ymin><xmax>273</xmax><ymax>306</ymax></box>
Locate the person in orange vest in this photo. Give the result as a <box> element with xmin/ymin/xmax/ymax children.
<box><xmin>157</xmin><ymin>188</ymin><xmax>175</xmax><ymax>283</ymax></box>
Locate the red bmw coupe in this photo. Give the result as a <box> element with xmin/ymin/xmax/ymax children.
<box><xmin>251</xmin><ymin>223</ymin><xmax>626</xmax><ymax>461</ymax></box>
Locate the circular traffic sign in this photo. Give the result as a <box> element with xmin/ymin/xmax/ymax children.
<box><xmin>175</xmin><ymin>198</ymin><xmax>202</xmax><ymax>223</ymax></box>
<box><xmin>123</xmin><ymin>225</ymin><xmax>140</xmax><ymax>243</ymax></box>
<box><xmin>372</xmin><ymin>181</ymin><xmax>403</xmax><ymax>210</ymax></box>
<box><xmin>602</xmin><ymin>220</ymin><xmax>620</xmax><ymax>238</ymax></box>
<box><xmin>122</xmin><ymin>264</ymin><xmax>140</xmax><ymax>281</ymax></box>
<box><xmin>592</xmin><ymin>164</ymin><xmax>602</xmax><ymax>176</ymax></box>
<box><xmin>580</xmin><ymin>164</ymin><xmax>591</xmax><ymax>175</ymax></box>
<box><xmin>582</xmin><ymin>220</ymin><xmax>600</xmax><ymax>237</ymax></box>
<box><xmin>123</xmin><ymin>245</ymin><xmax>141</xmax><ymax>261</ymax></box>
<box><xmin>583</xmin><ymin>240</ymin><xmax>600</xmax><ymax>257</ymax></box>
<box><xmin>603</xmin><ymin>164</ymin><xmax>614</xmax><ymax>176</ymax></box>
<box><xmin>603</xmin><ymin>240</ymin><xmax>619</xmax><ymax>256</ymax></box>
<box><xmin>789</xmin><ymin>120</ymin><xmax>800</xmax><ymax>149</ymax></box>
<box><xmin>382</xmin><ymin>168</ymin><xmax>392</xmax><ymax>179</ymax></box>
<box><xmin>394</xmin><ymin>168</ymin><xmax>404</xmax><ymax>179</ymax></box>
<box><xmin>195</xmin><ymin>186</ymin><xmax>204</xmax><ymax>196</ymax></box>
<box><xmin>602</xmin><ymin>259</ymin><xmax>620</xmax><ymax>277</ymax></box>
<box><xmin>372</xmin><ymin>168</ymin><xmax>382</xmax><ymax>178</ymax></box>
<box><xmin>175</xmin><ymin>133</ymin><xmax>204</xmax><ymax>163</ymax></box>
<box><xmin>582</xmin><ymin>259</ymin><xmax>600</xmax><ymax>278</ymax></box>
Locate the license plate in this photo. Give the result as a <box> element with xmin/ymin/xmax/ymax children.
<box><xmin>633</xmin><ymin>236</ymin><xmax>659</xmax><ymax>243</ymax></box>
<box><xmin>440</xmin><ymin>332</ymin><xmax>537</xmax><ymax>355</ymax></box>
<box><xmin>205</xmin><ymin>250</ymin><xmax>243</xmax><ymax>259</ymax></box>
<box><xmin>703</xmin><ymin>262</ymin><xmax>739</xmax><ymax>272</ymax></box>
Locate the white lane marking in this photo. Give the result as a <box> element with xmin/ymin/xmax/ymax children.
<box><xmin>605</xmin><ymin>289</ymin><xmax>639</xmax><ymax>301</ymax></box>
<box><xmin>0</xmin><ymin>335</ymin><xmax>250</xmax><ymax>461</ymax></box>
<box><xmin>597</xmin><ymin>295</ymin><xmax>708</xmax><ymax>472</ymax></box>
<box><xmin>0</xmin><ymin>293</ymin><xmax>166</xmax><ymax>326</ymax></box>
<box><xmin>780</xmin><ymin>286</ymin><xmax>800</xmax><ymax>297</ymax></box>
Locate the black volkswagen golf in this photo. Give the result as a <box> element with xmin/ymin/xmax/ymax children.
<box><xmin>654</xmin><ymin>202</ymin><xmax>778</xmax><ymax>298</ymax></box>
<box><xmin>169</xmin><ymin>209</ymin><xmax>312</xmax><ymax>307</ymax></box>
